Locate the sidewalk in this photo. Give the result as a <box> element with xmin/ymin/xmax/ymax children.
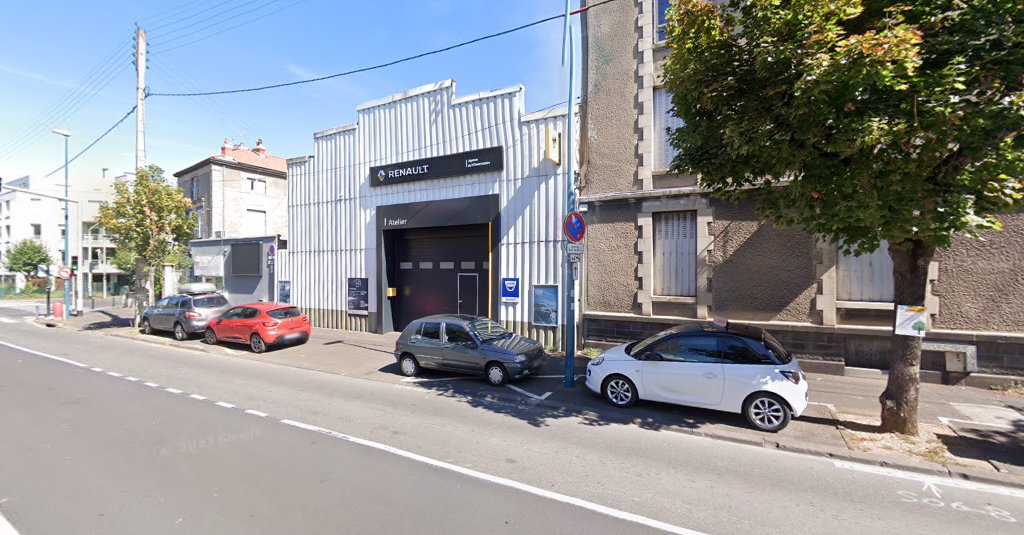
<box><xmin>54</xmin><ymin>306</ymin><xmax>1024</xmax><ymax>486</ymax></box>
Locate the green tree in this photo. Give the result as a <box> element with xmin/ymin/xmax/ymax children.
<box><xmin>912</xmin><ymin>320</ymin><xmax>927</xmax><ymax>334</ymax></box>
<box><xmin>664</xmin><ymin>0</ymin><xmax>1022</xmax><ymax>434</ymax></box>
<box><xmin>3</xmin><ymin>239</ymin><xmax>52</xmax><ymax>281</ymax></box>
<box><xmin>97</xmin><ymin>165</ymin><xmax>196</xmax><ymax>322</ymax></box>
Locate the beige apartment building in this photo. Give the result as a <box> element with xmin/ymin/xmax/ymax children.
<box><xmin>578</xmin><ymin>0</ymin><xmax>1024</xmax><ymax>377</ymax></box>
<box><xmin>174</xmin><ymin>138</ymin><xmax>288</xmax><ymax>241</ymax></box>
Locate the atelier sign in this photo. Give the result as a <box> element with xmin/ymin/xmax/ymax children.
<box><xmin>369</xmin><ymin>146</ymin><xmax>504</xmax><ymax>187</ymax></box>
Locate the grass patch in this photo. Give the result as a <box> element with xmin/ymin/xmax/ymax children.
<box><xmin>990</xmin><ymin>381</ymin><xmax>1024</xmax><ymax>396</ymax></box>
<box><xmin>580</xmin><ymin>347</ymin><xmax>602</xmax><ymax>358</ymax></box>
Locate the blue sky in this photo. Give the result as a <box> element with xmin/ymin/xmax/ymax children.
<box><xmin>0</xmin><ymin>0</ymin><xmax>579</xmax><ymax>183</ymax></box>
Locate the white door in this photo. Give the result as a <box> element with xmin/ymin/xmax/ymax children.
<box><xmin>639</xmin><ymin>335</ymin><xmax>724</xmax><ymax>407</ymax></box>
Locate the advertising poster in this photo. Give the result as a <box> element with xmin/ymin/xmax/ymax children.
<box><xmin>347</xmin><ymin>277</ymin><xmax>369</xmax><ymax>316</ymax></box>
<box><xmin>532</xmin><ymin>285</ymin><xmax>558</xmax><ymax>326</ymax></box>
<box><xmin>895</xmin><ymin>305</ymin><xmax>928</xmax><ymax>337</ymax></box>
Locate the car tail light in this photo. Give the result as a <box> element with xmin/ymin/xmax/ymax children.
<box><xmin>779</xmin><ymin>370</ymin><xmax>801</xmax><ymax>384</ymax></box>
<box><xmin>262</xmin><ymin>321</ymin><xmax>280</xmax><ymax>328</ymax></box>
<box><xmin>184</xmin><ymin>312</ymin><xmax>200</xmax><ymax>319</ymax></box>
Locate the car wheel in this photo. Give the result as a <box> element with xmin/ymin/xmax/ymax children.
<box><xmin>603</xmin><ymin>375</ymin><xmax>637</xmax><ymax>407</ymax></box>
<box><xmin>485</xmin><ymin>362</ymin><xmax>508</xmax><ymax>386</ymax></box>
<box><xmin>141</xmin><ymin>318</ymin><xmax>152</xmax><ymax>335</ymax></box>
<box><xmin>173</xmin><ymin>322</ymin><xmax>188</xmax><ymax>341</ymax></box>
<box><xmin>399</xmin><ymin>354</ymin><xmax>420</xmax><ymax>377</ymax></box>
<box><xmin>744</xmin><ymin>393</ymin><xmax>791</xmax><ymax>433</ymax></box>
<box><xmin>250</xmin><ymin>334</ymin><xmax>267</xmax><ymax>354</ymax></box>
<box><xmin>204</xmin><ymin>328</ymin><xmax>218</xmax><ymax>345</ymax></box>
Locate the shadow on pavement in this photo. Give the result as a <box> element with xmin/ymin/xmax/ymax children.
<box><xmin>80</xmin><ymin>310</ymin><xmax>134</xmax><ymax>330</ymax></box>
<box><xmin>937</xmin><ymin>418</ymin><xmax>1024</xmax><ymax>470</ymax></box>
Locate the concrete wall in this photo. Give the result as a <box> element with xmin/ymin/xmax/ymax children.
<box><xmin>580</xmin><ymin>0</ymin><xmax>641</xmax><ymax>194</ymax></box>
<box><xmin>933</xmin><ymin>210</ymin><xmax>1024</xmax><ymax>332</ymax></box>
<box><xmin>219</xmin><ymin>167</ymin><xmax>288</xmax><ymax>239</ymax></box>
<box><xmin>583</xmin><ymin>202</ymin><xmax>638</xmax><ymax>314</ymax></box>
<box><xmin>708</xmin><ymin>198</ymin><xmax>818</xmax><ymax>323</ymax></box>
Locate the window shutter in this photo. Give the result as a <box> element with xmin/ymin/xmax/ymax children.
<box><xmin>837</xmin><ymin>241</ymin><xmax>894</xmax><ymax>301</ymax></box>
<box><xmin>653</xmin><ymin>88</ymin><xmax>685</xmax><ymax>172</ymax></box>
<box><xmin>653</xmin><ymin>211</ymin><xmax>696</xmax><ymax>297</ymax></box>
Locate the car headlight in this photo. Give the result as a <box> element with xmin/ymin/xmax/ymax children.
<box><xmin>591</xmin><ymin>356</ymin><xmax>604</xmax><ymax>366</ymax></box>
<box><xmin>514</xmin><ymin>354</ymin><xmax>527</xmax><ymax>363</ymax></box>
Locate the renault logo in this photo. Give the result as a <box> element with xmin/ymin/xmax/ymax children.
<box><xmin>377</xmin><ymin>170</ymin><xmax>386</xmax><ymax>182</ymax></box>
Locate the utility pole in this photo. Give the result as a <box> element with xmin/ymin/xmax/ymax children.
<box><xmin>134</xmin><ymin>26</ymin><xmax>147</xmax><ymax>172</ymax></box>
<box><xmin>561</xmin><ymin>0</ymin><xmax>578</xmax><ymax>388</ymax></box>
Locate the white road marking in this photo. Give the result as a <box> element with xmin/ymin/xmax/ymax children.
<box><xmin>91</xmin><ymin>367</ymin><xmax>104</xmax><ymax>372</ymax></box>
<box><xmin>0</xmin><ymin>317</ymin><xmax>17</xmax><ymax>324</ymax></box>
<box><xmin>189</xmin><ymin>394</ymin><xmax>207</xmax><ymax>400</ymax></box>
<box><xmin>244</xmin><ymin>409</ymin><xmax>269</xmax><ymax>417</ymax></box>
<box><xmin>834</xmin><ymin>461</ymin><xmax>1024</xmax><ymax>498</ymax></box>
<box><xmin>143</xmin><ymin>382</ymin><xmax>160</xmax><ymax>388</ymax></box>
<box><xmin>106</xmin><ymin>371</ymin><xmax>123</xmax><ymax>377</ymax></box>
<box><xmin>215</xmin><ymin>401</ymin><xmax>236</xmax><ymax>409</ymax></box>
<box><xmin>0</xmin><ymin>507</ymin><xmax>21</xmax><ymax>535</ymax></box>
<box><xmin>808</xmin><ymin>401</ymin><xmax>837</xmax><ymax>411</ymax></box>
<box><xmin>164</xmin><ymin>388</ymin><xmax>183</xmax><ymax>394</ymax></box>
<box><xmin>220</xmin><ymin>347</ymin><xmax>238</xmax><ymax>355</ymax></box>
<box><xmin>279</xmin><ymin>419</ymin><xmax>705</xmax><ymax>535</ymax></box>
<box><xmin>506</xmin><ymin>384</ymin><xmax>552</xmax><ymax>401</ymax></box>
<box><xmin>922</xmin><ymin>480</ymin><xmax>943</xmax><ymax>499</ymax></box>
<box><xmin>125</xmin><ymin>377</ymin><xmax>139</xmax><ymax>382</ymax></box>
<box><xmin>0</xmin><ymin>340</ymin><xmax>88</xmax><ymax>367</ymax></box>
<box><xmin>938</xmin><ymin>416</ymin><xmax>1015</xmax><ymax>430</ymax></box>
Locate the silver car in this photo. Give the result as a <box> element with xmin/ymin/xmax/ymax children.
<box><xmin>394</xmin><ymin>314</ymin><xmax>545</xmax><ymax>386</ymax></box>
<box><xmin>141</xmin><ymin>293</ymin><xmax>231</xmax><ymax>341</ymax></box>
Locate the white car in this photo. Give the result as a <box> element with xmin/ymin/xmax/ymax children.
<box><xmin>585</xmin><ymin>322</ymin><xmax>808</xmax><ymax>432</ymax></box>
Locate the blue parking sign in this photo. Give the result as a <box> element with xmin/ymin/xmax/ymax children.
<box><xmin>501</xmin><ymin>278</ymin><xmax>520</xmax><ymax>303</ymax></box>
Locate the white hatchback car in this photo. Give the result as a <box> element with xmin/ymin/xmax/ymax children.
<box><xmin>585</xmin><ymin>322</ymin><xmax>808</xmax><ymax>432</ymax></box>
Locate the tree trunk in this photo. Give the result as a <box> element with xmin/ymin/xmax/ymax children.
<box><xmin>879</xmin><ymin>239</ymin><xmax>936</xmax><ymax>435</ymax></box>
<box><xmin>133</xmin><ymin>257</ymin><xmax>148</xmax><ymax>327</ymax></box>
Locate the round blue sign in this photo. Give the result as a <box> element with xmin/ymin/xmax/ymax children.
<box><xmin>563</xmin><ymin>211</ymin><xmax>586</xmax><ymax>243</ymax></box>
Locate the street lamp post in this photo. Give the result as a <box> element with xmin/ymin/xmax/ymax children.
<box><xmin>52</xmin><ymin>129</ymin><xmax>71</xmax><ymax>319</ymax></box>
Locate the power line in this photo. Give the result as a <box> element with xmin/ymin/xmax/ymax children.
<box><xmin>45</xmin><ymin>105</ymin><xmax>137</xmax><ymax>178</ymax></box>
<box><xmin>149</xmin><ymin>0</ymin><xmax>312</xmax><ymax>57</ymax></box>
<box><xmin>147</xmin><ymin>0</ymin><xmax>286</xmax><ymax>45</ymax></box>
<box><xmin>149</xmin><ymin>10</ymin><xmax>575</xmax><ymax>97</ymax></box>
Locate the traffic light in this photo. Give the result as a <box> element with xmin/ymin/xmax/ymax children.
<box><xmin>71</xmin><ymin>256</ymin><xmax>79</xmax><ymax>274</ymax></box>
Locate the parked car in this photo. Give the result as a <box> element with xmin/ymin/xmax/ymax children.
<box><xmin>584</xmin><ymin>321</ymin><xmax>808</xmax><ymax>432</ymax></box>
<box><xmin>395</xmin><ymin>315</ymin><xmax>544</xmax><ymax>386</ymax></box>
<box><xmin>203</xmin><ymin>303</ymin><xmax>311</xmax><ymax>353</ymax></box>
<box><xmin>141</xmin><ymin>291</ymin><xmax>231</xmax><ymax>341</ymax></box>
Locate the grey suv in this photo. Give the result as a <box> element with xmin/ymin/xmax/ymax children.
<box><xmin>142</xmin><ymin>293</ymin><xmax>231</xmax><ymax>341</ymax></box>
<box><xmin>394</xmin><ymin>314</ymin><xmax>545</xmax><ymax>385</ymax></box>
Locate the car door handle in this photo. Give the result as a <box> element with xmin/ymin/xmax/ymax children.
<box><xmin>703</xmin><ymin>373</ymin><xmax>718</xmax><ymax>379</ymax></box>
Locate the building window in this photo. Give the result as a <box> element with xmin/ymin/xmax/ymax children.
<box><xmin>248</xmin><ymin>178</ymin><xmax>267</xmax><ymax>194</ymax></box>
<box><xmin>656</xmin><ymin>0</ymin><xmax>670</xmax><ymax>42</ymax></box>
<box><xmin>245</xmin><ymin>209</ymin><xmax>267</xmax><ymax>235</ymax></box>
<box><xmin>837</xmin><ymin>242</ymin><xmax>894</xmax><ymax>302</ymax></box>
<box><xmin>31</xmin><ymin>224</ymin><xmax>42</xmax><ymax>237</ymax></box>
<box><xmin>653</xmin><ymin>88</ymin><xmax>685</xmax><ymax>172</ymax></box>
<box><xmin>194</xmin><ymin>207</ymin><xmax>205</xmax><ymax>238</ymax></box>
<box><xmin>653</xmin><ymin>211</ymin><xmax>697</xmax><ymax>297</ymax></box>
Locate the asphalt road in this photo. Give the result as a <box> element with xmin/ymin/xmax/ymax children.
<box><xmin>1</xmin><ymin>312</ymin><xmax>1022</xmax><ymax>534</ymax></box>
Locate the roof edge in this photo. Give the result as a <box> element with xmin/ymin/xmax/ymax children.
<box><xmin>314</xmin><ymin>122</ymin><xmax>357</xmax><ymax>139</ymax></box>
<box><xmin>356</xmin><ymin>80</ymin><xmax>454</xmax><ymax>111</ymax></box>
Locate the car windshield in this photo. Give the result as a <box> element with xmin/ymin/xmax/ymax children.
<box><xmin>193</xmin><ymin>295</ymin><xmax>228</xmax><ymax>309</ymax></box>
<box><xmin>267</xmin><ymin>307</ymin><xmax>302</xmax><ymax>319</ymax></box>
<box><xmin>469</xmin><ymin>319</ymin><xmax>509</xmax><ymax>341</ymax></box>
<box><xmin>627</xmin><ymin>324</ymin><xmax>700</xmax><ymax>356</ymax></box>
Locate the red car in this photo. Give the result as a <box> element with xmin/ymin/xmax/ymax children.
<box><xmin>204</xmin><ymin>302</ymin><xmax>311</xmax><ymax>353</ymax></box>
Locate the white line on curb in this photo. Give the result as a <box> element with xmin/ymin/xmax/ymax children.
<box><xmin>938</xmin><ymin>416</ymin><xmax>1015</xmax><ymax>430</ymax></box>
<box><xmin>90</xmin><ymin>367</ymin><xmax>104</xmax><ymax>372</ymax></box>
<box><xmin>278</xmin><ymin>419</ymin><xmax>705</xmax><ymax>535</ymax></box>
<box><xmin>189</xmin><ymin>394</ymin><xmax>207</xmax><ymax>400</ymax></box>
<box><xmin>833</xmin><ymin>461</ymin><xmax>1024</xmax><ymax>498</ymax></box>
<box><xmin>125</xmin><ymin>377</ymin><xmax>139</xmax><ymax>382</ymax></box>
<box><xmin>0</xmin><ymin>340</ymin><xmax>87</xmax><ymax>367</ymax></box>
<box><xmin>143</xmin><ymin>382</ymin><xmax>159</xmax><ymax>388</ymax></box>
<box><xmin>106</xmin><ymin>371</ymin><xmax>123</xmax><ymax>377</ymax></box>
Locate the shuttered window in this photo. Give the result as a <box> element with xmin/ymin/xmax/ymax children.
<box><xmin>653</xmin><ymin>88</ymin><xmax>685</xmax><ymax>172</ymax></box>
<box><xmin>653</xmin><ymin>211</ymin><xmax>697</xmax><ymax>297</ymax></box>
<box><xmin>837</xmin><ymin>242</ymin><xmax>894</xmax><ymax>301</ymax></box>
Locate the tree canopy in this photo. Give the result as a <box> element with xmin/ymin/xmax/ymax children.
<box><xmin>3</xmin><ymin>239</ymin><xmax>52</xmax><ymax>279</ymax></box>
<box><xmin>663</xmin><ymin>0</ymin><xmax>1023</xmax><ymax>254</ymax></box>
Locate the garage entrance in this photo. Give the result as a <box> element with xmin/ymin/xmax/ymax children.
<box><xmin>388</xmin><ymin>224</ymin><xmax>489</xmax><ymax>330</ymax></box>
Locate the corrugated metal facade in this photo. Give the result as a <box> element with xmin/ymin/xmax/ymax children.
<box><xmin>279</xmin><ymin>80</ymin><xmax>572</xmax><ymax>347</ymax></box>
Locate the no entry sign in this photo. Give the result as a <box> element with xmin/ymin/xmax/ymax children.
<box><xmin>563</xmin><ymin>211</ymin><xmax>586</xmax><ymax>243</ymax></box>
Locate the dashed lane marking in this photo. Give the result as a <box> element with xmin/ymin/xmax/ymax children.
<box><xmin>164</xmin><ymin>388</ymin><xmax>183</xmax><ymax>394</ymax></box>
<box><xmin>106</xmin><ymin>371</ymin><xmax>123</xmax><ymax>377</ymax></box>
<box><xmin>143</xmin><ymin>382</ymin><xmax>159</xmax><ymax>388</ymax></box>
<box><xmin>215</xmin><ymin>401</ymin><xmax>236</xmax><ymax>409</ymax></box>
<box><xmin>189</xmin><ymin>394</ymin><xmax>207</xmax><ymax>401</ymax></box>
<box><xmin>244</xmin><ymin>409</ymin><xmax>269</xmax><ymax>417</ymax></box>
<box><xmin>0</xmin><ymin>318</ymin><xmax>17</xmax><ymax>324</ymax></box>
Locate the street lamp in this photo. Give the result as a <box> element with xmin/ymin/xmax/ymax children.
<box><xmin>52</xmin><ymin>128</ymin><xmax>71</xmax><ymax>319</ymax></box>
